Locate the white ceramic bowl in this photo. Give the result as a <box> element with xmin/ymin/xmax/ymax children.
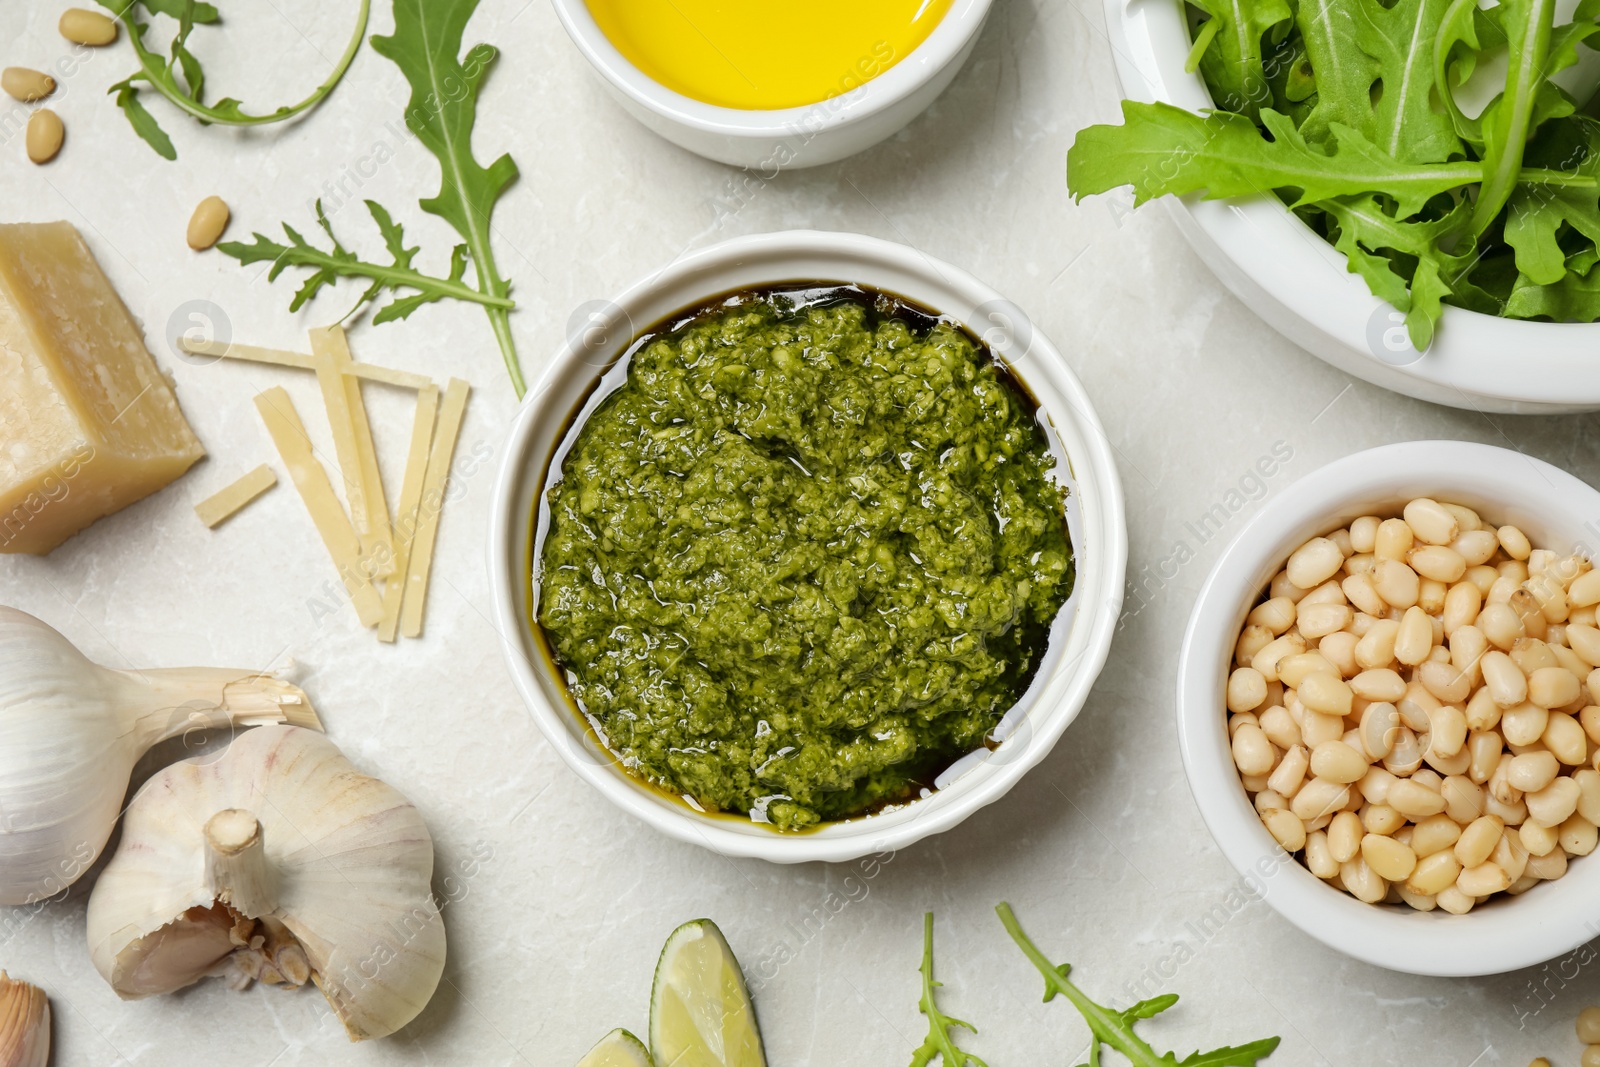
<box><xmin>1103</xmin><ymin>0</ymin><xmax>1600</xmax><ymax>414</ymax></box>
<box><xmin>550</xmin><ymin>0</ymin><xmax>992</xmax><ymax>169</ymax></box>
<box><xmin>489</xmin><ymin>230</ymin><xmax>1127</xmax><ymax>863</ymax></box>
<box><xmin>1178</xmin><ymin>440</ymin><xmax>1600</xmax><ymax>976</ymax></box>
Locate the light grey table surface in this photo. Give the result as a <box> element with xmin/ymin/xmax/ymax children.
<box><xmin>2</xmin><ymin>1</ymin><xmax>1597</xmax><ymax>1064</ymax></box>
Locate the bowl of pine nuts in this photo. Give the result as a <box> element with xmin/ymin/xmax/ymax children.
<box><xmin>1178</xmin><ymin>439</ymin><xmax>1600</xmax><ymax>976</ymax></box>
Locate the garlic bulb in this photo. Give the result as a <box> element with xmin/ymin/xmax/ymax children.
<box><xmin>0</xmin><ymin>973</ymin><xmax>49</xmax><ymax>1067</ymax></box>
<box><xmin>0</xmin><ymin>605</ymin><xmax>321</xmax><ymax>906</ymax></box>
<box><xmin>87</xmin><ymin>725</ymin><xmax>445</xmax><ymax>1042</ymax></box>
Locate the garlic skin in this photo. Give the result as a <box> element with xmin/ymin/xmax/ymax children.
<box><xmin>0</xmin><ymin>972</ymin><xmax>49</xmax><ymax>1067</ymax></box>
<box><xmin>87</xmin><ymin>725</ymin><xmax>445</xmax><ymax>1042</ymax></box>
<box><xmin>0</xmin><ymin>606</ymin><xmax>322</xmax><ymax>905</ymax></box>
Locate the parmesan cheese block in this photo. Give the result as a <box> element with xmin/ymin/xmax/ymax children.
<box><xmin>0</xmin><ymin>221</ymin><xmax>204</xmax><ymax>554</ymax></box>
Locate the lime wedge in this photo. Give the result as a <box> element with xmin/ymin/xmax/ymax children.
<box><xmin>577</xmin><ymin>1029</ymin><xmax>655</xmax><ymax>1067</ymax></box>
<box><xmin>649</xmin><ymin>919</ymin><xmax>767</xmax><ymax>1067</ymax></box>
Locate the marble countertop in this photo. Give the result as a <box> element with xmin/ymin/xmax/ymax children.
<box><xmin>3</xmin><ymin>1</ymin><xmax>1598</xmax><ymax>1063</ymax></box>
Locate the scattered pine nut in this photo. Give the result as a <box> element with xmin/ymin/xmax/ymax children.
<box><xmin>25</xmin><ymin>109</ymin><xmax>63</xmax><ymax>164</ymax></box>
<box><xmin>186</xmin><ymin>196</ymin><xmax>231</xmax><ymax>251</ymax></box>
<box><xmin>59</xmin><ymin>7</ymin><xmax>118</xmax><ymax>46</ymax></box>
<box><xmin>1</xmin><ymin>67</ymin><xmax>55</xmax><ymax>103</ymax></box>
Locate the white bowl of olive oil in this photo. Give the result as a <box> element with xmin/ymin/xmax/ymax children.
<box><xmin>550</xmin><ymin>0</ymin><xmax>994</xmax><ymax>168</ymax></box>
<box><xmin>488</xmin><ymin>230</ymin><xmax>1128</xmax><ymax>863</ymax></box>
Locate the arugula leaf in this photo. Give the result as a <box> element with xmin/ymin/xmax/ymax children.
<box><xmin>1293</xmin><ymin>0</ymin><xmax>1377</xmax><ymax>143</ymax></box>
<box><xmin>1192</xmin><ymin>0</ymin><xmax>1293</xmax><ymax>118</ymax></box>
<box><xmin>1321</xmin><ymin>194</ymin><xmax>1474</xmax><ymax>348</ymax></box>
<box><xmin>218</xmin><ymin>200</ymin><xmax>512</xmax><ymax>321</ymax></box>
<box><xmin>1066</xmin><ymin>102</ymin><xmax>1586</xmax><ymax>216</ymax></box>
<box><xmin>1504</xmin><ymin>260</ymin><xmax>1600</xmax><ymax>318</ymax></box>
<box><xmin>1351</xmin><ymin>0</ymin><xmax>1464</xmax><ymax>164</ymax></box>
<box><xmin>1504</xmin><ymin>118</ymin><xmax>1600</xmax><ymax>284</ymax></box>
<box><xmin>371</xmin><ymin>0</ymin><xmax>525</xmax><ymax>395</ymax></box>
<box><xmin>908</xmin><ymin>914</ymin><xmax>986</xmax><ymax>1067</ymax></box>
<box><xmin>997</xmin><ymin>903</ymin><xmax>1281</xmax><ymax>1067</ymax></box>
<box><xmin>96</xmin><ymin>0</ymin><xmax>369</xmax><ymax>159</ymax></box>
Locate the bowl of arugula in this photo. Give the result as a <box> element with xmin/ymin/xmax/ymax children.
<box><xmin>1081</xmin><ymin>0</ymin><xmax>1600</xmax><ymax>414</ymax></box>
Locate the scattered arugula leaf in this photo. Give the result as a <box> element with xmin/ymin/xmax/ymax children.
<box><xmin>997</xmin><ymin>902</ymin><xmax>1281</xmax><ymax>1067</ymax></box>
<box><xmin>909</xmin><ymin>913</ymin><xmax>987</xmax><ymax>1067</ymax></box>
<box><xmin>225</xmin><ymin>0</ymin><xmax>527</xmax><ymax>395</ymax></box>
<box><xmin>218</xmin><ymin>199</ymin><xmax>511</xmax><ymax>322</ymax></box>
<box><xmin>95</xmin><ymin>0</ymin><xmax>370</xmax><ymax>160</ymax></box>
<box><xmin>370</xmin><ymin>0</ymin><xmax>525</xmax><ymax>395</ymax></box>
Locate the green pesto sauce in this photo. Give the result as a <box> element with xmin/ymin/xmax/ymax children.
<box><xmin>536</xmin><ymin>289</ymin><xmax>1075</xmax><ymax>831</ymax></box>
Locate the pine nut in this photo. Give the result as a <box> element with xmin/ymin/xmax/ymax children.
<box><xmin>1407</xmin><ymin>850</ymin><xmax>1461</xmax><ymax>895</ymax></box>
<box><xmin>1358</xmin><ymin>766</ymin><xmax>1398</xmax><ymax>805</ymax></box>
<box><xmin>1270</xmin><ymin>570</ymin><xmax>1308</xmax><ymax>602</ymax></box>
<box><xmin>1374</xmin><ymin>559</ymin><xmax>1422</xmax><ymax>609</ymax></box>
<box><xmin>1455</xmin><ymin>815</ymin><xmax>1503</xmax><ymax>867</ymax></box>
<box><xmin>1468</xmin><ymin>730</ymin><xmax>1503</xmax><ymax>783</ymax></box>
<box><xmin>1288</xmin><ymin>537</ymin><xmax>1345</xmax><ymax>589</ymax></box>
<box><xmin>1</xmin><ymin>67</ymin><xmax>56</xmax><ymax>103</ymax></box>
<box><xmin>1296</xmin><ymin>601</ymin><xmax>1351</xmax><ymax>640</ymax></box>
<box><xmin>1305</xmin><ymin>830</ymin><xmax>1338</xmax><ymax>877</ymax></box>
<box><xmin>1342</xmin><ymin>573</ymin><xmax>1386</xmax><ymax>616</ymax></box>
<box><xmin>1293</xmin><ymin>778</ymin><xmax>1351</xmax><ymax>821</ymax></box>
<box><xmin>1583</xmin><ymin>705</ymin><xmax>1600</xmax><ymax>746</ymax></box>
<box><xmin>1264</xmin><ymin>808</ymin><xmax>1306</xmax><ymax>851</ymax></box>
<box><xmin>1350</xmin><ymin>516</ymin><xmax>1381</xmax><ymax>553</ymax></box>
<box><xmin>1248</xmin><ymin>597</ymin><xmax>1297</xmax><ymax>634</ymax></box>
<box><xmin>1389</xmin><ymin>779</ymin><xmax>1447</xmax><ymax>818</ymax></box>
<box><xmin>1526</xmin><ymin>846</ymin><xmax>1568</xmax><ymax>881</ymax></box>
<box><xmin>1359</xmin><ymin>702</ymin><xmax>1400</xmax><ymax>761</ymax></box>
<box><xmin>1465</xmin><ymin>687</ymin><xmax>1501</xmax><ymax>732</ymax></box>
<box><xmin>1397</xmin><ymin>886</ymin><xmax>1436</xmax><ymax>911</ymax></box>
<box><xmin>1543</xmin><ymin>712</ymin><xmax>1587</xmax><ymax>765</ymax></box>
<box><xmin>1512</xmin><ymin>588</ymin><xmax>1550</xmax><ymax>639</ymax></box>
<box><xmin>1482</xmin><ymin>651</ymin><xmax>1528</xmax><ymax>707</ymax></box>
<box><xmin>1361</xmin><ymin>833</ymin><xmax>1417</xmax><ymax>880</ymax></box>
<box><xmin>1527</xmin><ymin>777</ymin><xmax>1582</xmax><ymax>828</ymax></box>
<box><xmin>1410</xmin><ymin>813</ymin><xmax>1462</xmax><ymax>857</ymax></box>
<box><xmin>1521</xmin><ymin>818</ymin><xmax>1560</xmax><ymax>856</ymax></box>
<box><xmin>1251</xmin><ymin>633</ymin><xmax>1306</xmax><ymax>681</ymax></box>
<box><xmin>1268</xmin><ymin>744</ymin><xmax>1309</xmax><ymax>797</ymax></box>
<box><xmin>1327</xmin><ymin>810</ymin><xmax>1362</xmax><ymax>862</ymax></box>
<box><xmin>1376</xmin><ymin>518</ymin><xmax>1414</xmax><ymax>561</ymax></box>
<box><xmin>1351</xmin><ymin>669</ymin><xmax>1406</xmax><ymax>702</ymax></box>
<box><xmin>1227</xmin><ymin>667</ymin><xmax>1267</xmax><ymax>712</ymax></box>
<box><xmin>1494</xmin><ymin>829</ymin><xmax>1531</xmax><ymax>880</ymax></box>
<box><xmin>25</xmin><ymin>109</ymin><xmax>63</xmax><ymax>164</ymax></box>
<box><xmin>1404</xmin><ymin>498</ymin><xmax>1459</xmax><ymax>545</ymax></box>
<box><xmin>1419</xmin><ymin>661</ymin><xmax>1471</xmax><ymax>705</ymax></box>
<box><xmin>1436</xmin><ymin>885</ymin><xmax>1476</xmax><ymax>913</ymax></box>
<box><xmin>1311</xmin><ymin>740</ymin><xmax>1368</xmax><ymax>784</ymax></box>
<box><xmin>186</xmin><ymin>195</ymin><xmax>230</xmax><ymax>251</ymax></box>
<box><xmin>1567</xmin><ymin>624</ymin><xmax>1600</xmax><ymax>667</ymax></box>
<box><xmin>1502</xmin><ymin>702</ymin><xmax>1550</xmax><ymax>746</ymax></box>
<box><xmin>1456</xmin><ymin>861</ymin><xmax>1510</xmax><ymax>896</ymax></box>
<box><xmin>1579</xmin><ymin>1008</ymin><xmax>1600</xmax><ymax>1045</ymax></box>
<box><xmin>1256</xmin><ymin>789</ymin><xmax>1288</xmax><ymax>813</ymax></box>
<box><xmin>1453</xmin><ymin>529</ymin><xmax>1499</xmax><ymax>566</ymax></box>
<box><xmin>1394</xmin><ymin>606</ymin><xmax>1434</xmax><ymax>666</ymax></box>
<box><xmin>1577</xmin><ymin>769</ymin><xmax>1600</xmax><ymax>823</ymax></box>
<box><xmin>1480</xmin><ymin>603</ymin><xmax>1525</xmax><ymax>649</ymax></box>
<box><xmin>1258</xmin><ymin>705</ymin><xmax>1301</xmax><ymax>749</ymax></box>
<box><xmin>59</xmin><ymin>7</ymin><xmax>118</xmax><ymax>45</ymax></box>
<box><xmin>1570</xmin><ymin>569</ymin><xmax>1600</xmax><ymax>609</ymax></box>
<box><xmin>1383</xmin><ymin>726</ymin><xmax>1424</xmax><ymax>776</ymax></box>
<box><xmin>1319</xmin><ymin>631</ymin><xmax>1359</xmax><ymax>676</ymax></box>
<box><xmin>1355</xmin><ymin>619</ymin><xmax>1400</xmax><ymax>669</ymax></box>
<box><xmin>1508</xmin><ymin>751</ymin><xmax>1560</xmax><ymax>793</ymax></box>
<box><xmin>1301</xmin><ymin>710</ymin><xmax>1346</xmax><ymax>747</ymax></box>
<box><xmin>1512</xmin><ymin>639</ymin><xmax>1559</xmax><ymax>676</ymax></box>
<box><xmin>1559</xmin><ymin>814</ymin><xmax>1598</xmax><ymax>856</ymax></box>
<box><xmin>1340</xmin><ymin>856</ymin><xmax>1388</xmax><ymax>902</ymax></box>
<box><xmin>1361</xmin><ymin>803</ymin><xmax>1406</xmax><ymax>835</ymax></box>
<box><xmin>1426</xmin><ymin>704</ymin><xmax>1469</xmax><ymax>758</ymax></box>
<box><xmin>1299</xmin><ymin>672</ymin><xmax>1354</xmax><ymax>716</ymax></box>
<box><xmin>1279</xmin><ymin>651</ymin><xmax>1338</xmax><ymax>689</ymax></box>
<box><xmin>1498</xmin><ymin>525</ymin><xmax>1533</xmax><ymax>561</ymax></box>
<box><xmin>1231</xmin><ymin>723</ymin><xmax>1275</xmax><ymax>776</ymax></box>
<box><xmin>1443</xmin><ymin>582</ymin><xmax>1482</xmax><ymax>635</ymax></box>
<box><xmin>1410</xmin><ymin>545</ymin><xmax>1467</xmax><ymax>583</ymax></box>
<box><xmin>1529</xmin><ymin>666</ymin><xmax>1581</xmax><ymax>709</ymax></box>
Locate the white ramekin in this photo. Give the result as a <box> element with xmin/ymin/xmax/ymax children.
<box><xmin>489</xmin><ymin>230</ymin><xmax>1126</xmax><ymax>863</ymax></box>
<box><xmin>1178</xmin><ymin>440</ymin><xmax>1600</xmax><ymax>976</ymax></box>
<box><xmin>1103</xmin><ymin>0</ymin><xmax>1600</xmax><ymax>414</ymax></box>
<box><xmin>549</xmin><ymin>0</ymin><xmax>993</xmax><ymax>169</ymax></box>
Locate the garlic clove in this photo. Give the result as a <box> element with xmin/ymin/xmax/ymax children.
<box><xmin>0</xmin><ymin>972</ymin><xmax>49</xmax><ymax>1067</ymax></box>
<box><xmin>87</xmin><ymin>726</ymin><xmax>445</xmax><ymax>1042</ymax></box>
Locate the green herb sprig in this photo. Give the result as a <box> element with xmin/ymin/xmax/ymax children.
<box><xmin>221</xmin><ymin>0</ymin><xmax>526</xmax><ymax>395</ymax></box>
<box><xmin>996</xmin><ymin>903</ymin><xmax>1281</xmax><ymax>1067</ymax></box>
<box><xmin>909</xmin><ymin>913</ymin><xmax>987</xmax><ymax>1067</ymax></box>
<box><xmin>95</xmin><ymin>0</ymin><xmax>370</xmax><ymax>161</ymax></box>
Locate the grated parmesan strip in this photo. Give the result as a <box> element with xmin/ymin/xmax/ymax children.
<box><xmin>378</xmin><ymin>384</ymin><xmax>440</xmax><ymax>642</ymax></box>
<box><xmin>309</xmin><ymin>326</ymin><xmax>392</xmax><ymax>572</ymax></box>
<box><xmin>194</xmin><ymin>465</ymin><xmax>278</xmax><ymax>528</ymax></box>
<box><xmin>253</xmin><ymin>387</ymin><xmax>384</xmax><ymax>628</ymax></box>
<box><xmin>179</xmin><ymin>338</ymin><xmax>434</xmax><ymax>390</ymax></box>
<box><xmin>399</xmin><ymin>378</ymin><xmax>470</xmax><ymax>639</ymax></box>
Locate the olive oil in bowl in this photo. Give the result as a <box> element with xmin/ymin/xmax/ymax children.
<box><xmin>584</xmin><ymin>0</ymin><xmax>954</xmax><ymax>110</ymax></box>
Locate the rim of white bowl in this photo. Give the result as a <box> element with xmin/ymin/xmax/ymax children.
<box><xmin>1104</xmin><ymin>0</ymin><xmax>1600</xmax><ymax>409</ymax></box>
<box><xmin>488</xmin><ymin>229</ymin><xmax>1128</xmax><ymax>864</ymax></box>
<box><xmin>549</xmin><ymin>0</ymin><xmax>994</xmax><ymax>137</ymax></box>
<box><xmin>1178</xmin><ymin>440</ymin><xmax>1600</xmax><ymax>976</ymax></box>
